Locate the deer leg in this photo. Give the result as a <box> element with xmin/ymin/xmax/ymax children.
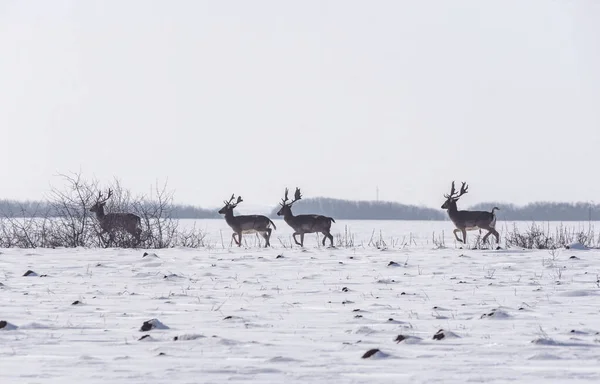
<box><xmin>482</xmin><ymin>231</ymin><xmax>491</xmax><ymax>243</ymax></box>
<box><xmin>299</xmin><ymin>233</ymin><xmax>305</xmax><ymax>247</ymax></box>
<box><xmin>292</xmin><ymin>233</ymin><xmax>302</xmax><ymax>246</ymax></box>
<box><xmin>323</xmin><ymin>231</ymin><xmax>334</xmax><ymax>247</ymax></box>
<box><xmin>453</xmin><ymin>229</ymin><xmax>463</xmax><ymax>243</ymax></box>
<box><xmin>264</xmin><ymin>228</ymin><xmax>272</xmax><ymax>247</ymax></box>
<box><xmin>481</xmin><ymin>227</ymin><xmax>500</xmax><ymax>244</ymax></box>
<box><xmin>461</xmin><ymin>229</ymin><xmax>467</xmax><ymax>244</ymax></box>
<box><xmin>236</xmin><ymin>232</ymin><xmax>243</xmax><ymax>247</ymax></box>
<box><xmin>231</xmin><ymin>233</ymin><xmax>239</xmax><ymax>246</ymax></box>
<box><xmin>483</xmin><ymin>228</ymin><xmax>500</xmax><ymax>244</ymax></box>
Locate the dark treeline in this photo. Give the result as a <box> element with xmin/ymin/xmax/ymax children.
<box><xmin>0</xmin><ymin>199</ymin><xmax>219</xmax><ymax>219</ymax></box>
<box><xmin>470</xmin><ymin>201</ymin><xmax>600</xmax><ymax>222</ymax></box>
<box><xmin>3</xmin><ymin>198</ymin><xmax>600</xmax><ymax>221</ymax></box>
<box><xmin>268</xmin><ymin>198</ymin><xmax>445</xmax><ymax>220</ymax></box>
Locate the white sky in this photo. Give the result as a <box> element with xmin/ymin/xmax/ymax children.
<box><xmin>1</xmin><ymin>0</ymin><xmax>599</xmax><ymax>209</ymax></box>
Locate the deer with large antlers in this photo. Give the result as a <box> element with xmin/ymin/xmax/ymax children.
<box><xmin>441</xmin><ymin>181</ymin><xmax>500</xmax><ymax>245</ymax></box>
<box><xmin>277</xmin><ymin>187</ymin><xmax>336</xmax><ymax>247</ymax></box>
<box><xmin>89</xmin><ymin>189</ymin><xmax>142</xmax><ymax>244</ymax></box>
<box><xmin>218</xmin><ymin>194</ymin><xmax>277</xmax><ymax>247</ymax></box>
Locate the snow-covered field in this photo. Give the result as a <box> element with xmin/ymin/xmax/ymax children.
<box><xmin>2</xmin><ymin>220</ymin><xmax>600</xmax><ymax>383</ymax></box>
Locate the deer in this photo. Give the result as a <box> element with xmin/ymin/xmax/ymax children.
<box><xmin>441</xmin><ymin>181</ymin><xmax>500</xmax><ymax>245</ymax></box>
<box><xmin>218</xmin><ymin>194</ymin><xmax>277</xmax><ymax>248</ymax></box>
<box><xmin>89</xmin><ymin>189</ymin><xmax>142</xmax><ymax>244</ymax></box>
<box><xmin>277</xmin><ymin>187</ymin><xmax>336</xmax><ymax>247</ymax></box>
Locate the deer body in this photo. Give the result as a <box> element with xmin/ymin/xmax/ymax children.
<box><xmin>219</xmin><ymin>195</ymin><xmax>276</xmax><ymax>247</ymax></box>
<box><xmin>90</xmin><ymin>190</ymin><xmax>142</xmax><ymax>244</ymax></box>
<box><xmin>441</xmin><ymin>182</ymin><xmax>499</xmax><ymax>244</ymax></box>
<box><xmin>277</xmin><ymin>188</ymin><xmax>335</xmax><ymax>247</ymax></box>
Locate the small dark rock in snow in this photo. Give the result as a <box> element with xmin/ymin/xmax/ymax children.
<box><xmin>143</xmin><ymin>252</ymin><xmax>159</xmax><ymax>258</ymax></box>
<box><xmin>388</xmin><ymin>318</ymin><xmax>394</xmax><ymax>322</ymax></box>
<box><xmin>570</xmin><ymin>256</ymin><xmax>580</xmax><ymax>260</ymax></box>
<box><xmin>139</xmin><ymin>334</ymin><xmax>152</xmax><ymax>341</ymax></box>
<box><xmin>352</xmin><ymin>309</ymin><xmax>361</xmax><ymax>312</ymax></box>
<box><xmin>354</xmin><ymin>315</ymin><xmax>363</xmax><ymax>318</ymax></box>
<box><xmin>342</xmin><ymin>287</ymin><xmax>349</xmax><ymax>292</ymax></box>
<box><xmin>361</xmin><ymin>348</ymin><xmax>380</xmax><ymax>359</ymax></box>
<box><xmin>223</xmin><ymin>316</ymin><xmax>233</xmax><ymax>320</ymax></box>
<box><xmin>388</xmin><ymin>261</ymin><xmax>400</xmax><ymax>267</ymax></box>
<box><xmin>72</xmin><ymin>300</ymin><xmax>82</xmax><ymax>305</ymax></box>
<box><xmin>400</xmin><ymin>292</ymin><xmax>406</xmax><ymax>295</ymax></box>
<box><xmin>276</xmin><ymin>254</ymin><xmax>284</xmax><ymax>259</ymax></box>
<box><xmin>158</xmin><ymin>352</ymin><xmax>166</xmax><ymax>356</ymax></box>
<box><xmin>23</xmin><ymin>270</ymin><xmax>38</xmax><ymax>277</ymax></box>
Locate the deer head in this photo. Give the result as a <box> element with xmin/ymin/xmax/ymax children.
<box><xmin>90</xmin><ymin>189</ymin><xmax>113</xmax><ymax>215</ymax></box>
<box><xmin>218</xmin><ymin>194</ymin><xmax>243</xmax><ymax>214</ymax></box>
<box><xmin>441</xmin><ymin>181</ymin><xmax>468</xmax><ymax>209</ymax></box>
<box><xmin>277</xmin><ymin>187</ymin><xmax>301</xmax><ymax>216</ymax></box>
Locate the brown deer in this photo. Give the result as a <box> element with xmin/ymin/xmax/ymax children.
<box><xmin>89</xmin><ymin>189</ymin><xmax>142</xmax><ymax>244</ymax></box>
<box><xmin>218</xmin><ymin>194</ymin><xmax>277</xmax><ymax>248</ymax></box>
<box><xmin>441</xmin><ymin>181</ymin><xmax>500</xmax><ymax>245</ymax></box>
<box><xmin>277</xmin><ymin>187</ymin><xmax>335</xmax><ymax>247</ymax></box>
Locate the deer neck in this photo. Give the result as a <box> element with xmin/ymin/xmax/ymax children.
<box><xmin>95</xmin><ymin>206</ymin><xmax>106</xmax><ymax>220</ymax></box>
<box><xmin>224</xmin><ymin>209</ymin><xmax>236</xmax><ymax>223</ymax></box>
<box><xmin>283</xmin><ymin>207</ymin><xmax>296</xmax><ymax>224</ymax></box>
<box><xmin>446</xmin><ymin>201</ymin><xmax>460</xmax><ymax>217</ymax></box>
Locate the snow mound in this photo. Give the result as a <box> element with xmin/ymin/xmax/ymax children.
<box><xmin>566</xmin><ymin>243</ymin><xmax>588</xmax><ymax>250</ymax></box>
<box><xmin>559</xmin><ymin>290</ymin><xmax>597</xmax><ymax>297</ymax></box>
<box><xmin>0</xmin><ymin>320</ymin><xmax>18</xmax><ymax>330</ymax></box>
<box><xmin>480</xmin><ymin>308</ymin><xmax>512</xmax><ymax>319</ymax></box>
<box><xmin>394</xmin><ymin>335</ymin><xmax>423</xmax><ymax>344</ymax></box>
<box><xmin>528</xmin><ymin>353</ymin><xmax>563</xmax><ymax>360</ymax></box>
<box><xmin>361</xmin><ymin>348</ymin><xmax>392</xmax><ymax>359</ymax></box>
<box><xmin>174</xmin><ymin>334</ymin><xmax>205</xmax><ymax>341</ymax></box>
<box><xmin>353</xmin><ymin>326</ymin><xmax>378</xmax><ymax>335</ymax></box>
<box><xmin>433</xmin><ymin>329</ymin><xmax>461</xmax><ymax>340</ymax></box>
<box><xmin>140</xmin><ymin>318</ymin><xmax>169</xmax><ymax>332</ymax></box>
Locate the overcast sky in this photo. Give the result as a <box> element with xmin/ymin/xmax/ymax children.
<box><xmin>1</xmin><ymin>0</ymin><xmax>599</xmax><ymax>209</ymax></box>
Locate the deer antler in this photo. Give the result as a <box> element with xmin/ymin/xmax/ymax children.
<box><xmin>280</xmin><ymin>188</ymin><xmax>289</xmax><ymax>206</ymax></box>
<box><xmin>444</xmin><ymin>181</ymin><xmax>456</xmax><ymax>199</ymax></box>
<box><xmin>223</xmin><ymin>194</ymin><xmax>236</xmax><ymax>207</ymax></box>
<box><xmin>231</xmin><ymin>196</ymin><xmax>243</xmax><ymax>208</ymax></box>
<box><xmin>457</xmin><ymin>182</ymin><xmax>469</xmax><ymax>197</ymax></box>
<box><xmin>291</xmin><ymin>187</ymin><xmax>302</xmax><ymax>204</ymax></box>
<box><xmin>97</xmin><ymin>189</ymin><xmax>113</xmax><ymax>204</ymax></box>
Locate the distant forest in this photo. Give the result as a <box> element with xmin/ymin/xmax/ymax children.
<box><xmin>1</xmin><ymin>198</ymin><xmax>599</xmax><ymax>221</ymax></box>
<box><xmin>0</xmin><ymin>199</ymin><xmax>219</xmax><ymax>219</ymax></box>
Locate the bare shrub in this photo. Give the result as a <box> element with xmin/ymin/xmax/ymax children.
<box><xmin>0</xmin><ymin>172</ymin><xmax>205</xmax><ymax>249</ymax></box>
<box><xmin>505</xmin><ymin>222</ymin><xmax>598</xmax><ymax>250</ymax></box>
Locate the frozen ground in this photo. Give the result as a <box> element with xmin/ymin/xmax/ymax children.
<box><xmin>1</xmin><ymin>220</ymin><xmax>600</xmax><ymax>383</ymax></box>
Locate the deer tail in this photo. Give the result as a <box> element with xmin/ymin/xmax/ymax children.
<box><xmin>268</xmin><ymin>218</ymin><xmax>277</xmax><ymax>230</ymax></box>
<box><xmin>329</xmin><ymin>217</ymin><xmax>336</xmax><ymax>223</ymax></box>
<box><xmin>491</xmin><ymin>207</ymin><xmax>500</xmax><ymax>215</ymax></box>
